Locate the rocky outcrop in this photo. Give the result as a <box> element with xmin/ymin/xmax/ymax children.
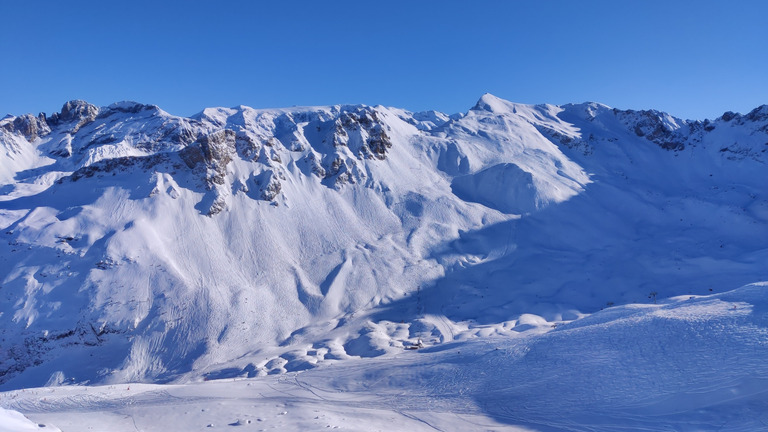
<box><xmin>615</xmin><ymin>109</ymin><xmax>688</xmax><ymax>151</ymax></box>
<box><xmin>337</xmin><ymin>108</ymin><xmax>392</xmax><ymax>160</ymax></box>
<box><xmin>66</xmin><ymin>154</ymin><xmax>169</xmax><ymax>182</ymax></box>
<box><xmin>198</xmin><ymin>130</ymin><xmax>236</xmax><ymax>168</ymax></box>
<box><xmin>745</xmin><ymin>105</ymin><xmax>768</xmax><ymax>123</ymax></box>
<box><xmin>304</xmin><ymin>152</ymin><xmax>326</xmax><ymax>178</ymax></box>
<box><xmin>0</xmin><ymin>100</ymin><xmax>101</xmax><ymax>149</ymax></box>
<box><xmin>59</xmin><ymin>100</ymin><xmax>99</xmax><ymax>123</ymax></box>
<box><xmin>235</xmin><ymin>132</ymin><xmax>261</xmax><ymax>161</ymax></box>
<box><xmin>254</xmin><ymin>170</ymin><xmax>282</xmax><ymax>201</ymax></box>
<box><xmin>47</xmin><ymin>100</ymin><xmax>99</xmax><ymax>133</ymax></box>
<box><xmin>99</xmin><ymin>101</ymin><xmax>159</xmax><ymax>116</ymax></box>
<box><xmin>719</xmin><ymin>105</ymin><xmax>768</xmax><ymax>131</ymax></box>
<box><xmin>180</xmin><ymin>130</ymin><xmax>236</xmax><ymax>187</ymax></box>
<box><xmin>0</xmin><ymin>113</ymin><xmax>51</xmax><ymax>141</ymax></box>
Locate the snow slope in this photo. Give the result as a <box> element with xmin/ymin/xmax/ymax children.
<box><xmin>3</xmin><ymin>283</ymin><xmax>767</xmax><ymax>431</ymax></box>
<box><xmin>0</xmin><ymin>407</ymin><xmax>59</xmax><ymax>432</ymax></box>
<box><xmin>0</xmin><ymin>95</ymin><xmax>766</xmax><ymax>397</ymax></box>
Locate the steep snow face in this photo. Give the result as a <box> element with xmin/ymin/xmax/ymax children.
<box><xmin>0</xmin><ymin>95</ymin><xmax>766</xmax><ymax>389</ymax></box>
<box><xmin>443</xmin><ymin>94</ymin><xmax>590</xmax><ymax>213</ymax></box>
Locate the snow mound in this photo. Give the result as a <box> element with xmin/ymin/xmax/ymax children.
<box><xmin>451</xmin><ymin>162</ymin><xmax>538</xmax><ymax>214</ymax></box>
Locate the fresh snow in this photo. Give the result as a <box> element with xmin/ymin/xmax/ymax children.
<box><xmin>4</xmin><ymin>284</ymin><xmax>768</xmax><ymax>431</ymax></box>
<box><xmin>1</xmin><ymin>94</ymin><xmax>767</xmax><ymax>430</ymax></box>
<box><xmin>0</xmin><ymin>407</ymin><xmax>59</xmax><ymax>432</ymax></box>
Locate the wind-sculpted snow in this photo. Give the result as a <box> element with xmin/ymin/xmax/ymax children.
<box><xmin>3</xmin><ymin>284</ymin><xmax>767</xmax><ymax>431</ymax></box>
<box><xmin>451</xmin><ymin>163</ymin><xmax>538</xmax><ymax>214</ymax></box>
<box><xmin>0</xmin><ymin>94</ymin><xmax>766</xmax><ymax>396</ymax></box>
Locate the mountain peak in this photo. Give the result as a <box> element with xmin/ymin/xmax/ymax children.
<box><xmin>57</xmin><ymin>100</ymin><xmax>99</xmax><ymax>123</ymax></box>
<box><xmin>746</xmin><ymin>104</ymin><xmax>768</xmax><ymax>122</ymax></box>
<box><xmin>472</xmin><ymin>93</ymin><xmax>511</xmax><ymax>113</ymax></box>
<box><xmin>105</xmin><ymin>100</ymin><xmax>161</xmax><ymax>114</ymax></box>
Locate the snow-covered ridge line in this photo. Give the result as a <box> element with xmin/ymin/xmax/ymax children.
<box><xmin>2</xmin><ymin>96</ymin><xmax>766</xmax><ymax>184</ymax></box>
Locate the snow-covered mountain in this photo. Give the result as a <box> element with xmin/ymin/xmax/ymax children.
<box><xmin>1</xmin><ymin>94</ymin><xmax>766</xmax><ymax>390</ymax></box>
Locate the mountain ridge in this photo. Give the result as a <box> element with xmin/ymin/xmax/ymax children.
<box><xmin>0</xmin><ymin>94</ymin><xmax>766</xmax><ymax>389</ymax></box>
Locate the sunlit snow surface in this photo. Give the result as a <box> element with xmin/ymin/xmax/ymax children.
<box><xmin>1</xmin><ymin>95</ymin><xmax>767</xmax><ymax>430</ymax></box>
<box><xmin>3</xmin><ymin>284</ymin><xmax>768</xmax><ymax>431</ymax></box>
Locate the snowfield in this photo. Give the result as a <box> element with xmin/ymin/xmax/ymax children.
<box><xmin>4</xmin><ymin>284</ymin><xmax>768</xmax><ymax>431</ymax></box>
<box><xmin>1</xmin><ymin>95</ymin><xmax>767</xmax><ymax>430</ymax></box>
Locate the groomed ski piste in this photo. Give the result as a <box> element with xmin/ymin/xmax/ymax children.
<box><xmin>1</xmin><ymin>95</ymin><xmax>767</xmax><ymax>430</ymax></box>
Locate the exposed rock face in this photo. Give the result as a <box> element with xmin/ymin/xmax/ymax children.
<box><xmin>745</xmin><ymin>104</ymin><xmax>768</xmax><ymax>123</ymax></box>
<box><xmin>67</xmin><ymin>154</ymin><xmax>168</xmax><ymax>182</ymax></box>
<box><xmin>1</xmin><ymin>113</ymin><xmax>51</xmax><ymax>141</ymax></box>
<box><xmin>4</xmin><ymin>98</ymin><xmax>766</xmax><ymax>211</ymax></box>
<box><xmin>235</xmin><ymin>132</ymin><xmax>261</xmax><ymax>160</ymax></box>
<box><xmin>719</xmin><ymin>104</ymin><xmax>768</xmax><ymax>131</ymax></box>
<box><xmin>337</xmin><ymin>108</ymin><xmax>393</xmax><ymax>160</ymax></box>
<box><xmin>304</xmin><ymin>152</ymin><xmax>326</xmax><ymax>178</ymax></box>
<box><xmin>198</xmin><ymin>130</ymin><xmax>236</xmax><ymax>167</ymax></box>
<box><xmin>180</xmin><ymin>130</ymin><xmax>236</xmax><ymax>187</ymax></box>
<box><xmin>254</xmin><ymin>170</ymin><xmax>282</xmax><ymax>201</ymax></box>
<box><xmin>89</xmin><ymin>107</ymin><xmax>199</xmax><ymax>153</ymax></box>
<box><xmin>0</xmin><ymin>101</ymin><xmax>99</xmax><ymax>146</ymax></box>
<box><xmin>99</xmin><ymin>101</ymin><xmax>159</xmax><ymax>115</ymax></box>
<box><xmin>616</xmin><ymin>109</ymin><xmax>688</xmax><ymax>151</ymax></box>
<box><xmin>57</xmin><ymin>100</ymin><xmax>99</xmax><ymax>124</ymax></box>
<box><xmin>44</xmin><ymin>100</ymin><xmax>100</xmax><ymax>135</ymax></box>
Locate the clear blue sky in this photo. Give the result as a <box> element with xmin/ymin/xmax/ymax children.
<box><xmin>1</xmin><ymin>0</ymin><xmax>766</xmax><ymax>120</ymax></box>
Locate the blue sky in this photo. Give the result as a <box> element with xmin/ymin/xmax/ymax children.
<box><xmin>1</xmin><ymin>0</ymin><xmax>766</xmax><ymax>120</ymax></box>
